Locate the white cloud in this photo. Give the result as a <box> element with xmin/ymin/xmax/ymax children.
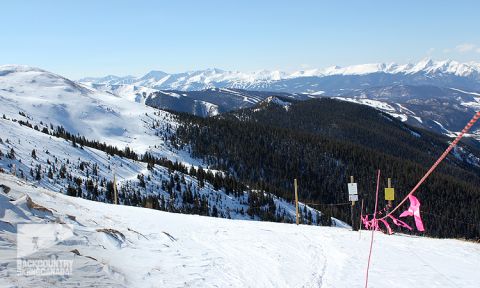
<box><xmin>455</xmin><ymin>43</ymin><xmax>476</xmax><ymax>53</ymax></box>
<box><xmin>477</xmin><ymin>48</ymin><xmax>480</xmax><ymax>54</ymax></box>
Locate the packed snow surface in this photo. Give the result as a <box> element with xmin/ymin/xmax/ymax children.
<box><xmin>0</xmin><ymin>174</ymin><xmax>479</xmax><ymax>288</ymax></box>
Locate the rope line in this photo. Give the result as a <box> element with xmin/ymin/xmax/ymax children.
<box><xmin>380</xmin><ymin>110</ymin><xmax>480</xmax><ymax>221</ymax></box>
<box><xmin>304</xmin><ymin>202</ymin><xmax>351</xmax><ymax>207</ymax></box>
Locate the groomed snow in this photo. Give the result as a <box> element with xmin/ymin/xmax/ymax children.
<box><xmin>1</xmin><ymin>173</ymin><xmax>479</xmax><ymax>288</ymax></box>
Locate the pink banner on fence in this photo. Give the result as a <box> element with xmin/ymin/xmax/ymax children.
<box><xmin>399</xmin><ymin>195</ymin><xmax>425</xmax><ymax>231</ymax></box>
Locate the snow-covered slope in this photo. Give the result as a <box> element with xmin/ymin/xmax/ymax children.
<box><xmin>1</xmin><ymin>173</ymin><xmax>479</xmax><ymax>287</ymax></box>
<box><xmin>90</xmin><ymin>83</ymin><xmax>158</xmax><ymax>104</ymax></box>
<box><xmin>0</xmin><ymin>65</ymin><xmax>178</xmax><ymax>154</ymax></box>
<box><xmin>0</xmin><ymin>92</ymin><xmax>323</xmax><ymax>225</ymax></box>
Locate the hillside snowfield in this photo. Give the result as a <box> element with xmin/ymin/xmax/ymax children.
<box><xmin>0</xmin><ymin>173</ymin><xmax>479</xmax><ymax>288</ymax></box>
<box><xmin>0</xmin><ymin>65</ymin><xmax>177</xmax><ymax>154</ymax></box>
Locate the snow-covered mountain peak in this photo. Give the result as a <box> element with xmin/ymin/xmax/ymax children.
<box><xmin>405</xmin><ymin>58</ymin><xmax>479</xmax><ymax>76</ymax></box>
<box><xmin>266</xmin><ymin>96</ymin><xmax>291</xmax><ymax>106</ymax></box>
<box><xmin>201</xmin><ymin>67</ymin><xmax>225</xmax><ymax>74</ymax></box>
<box><xmin>0</xmin><ymin>64</ymin><xmax>48</xmax><ymax>74</ymax></box>
<box><xmin>291</xmin><ymin>59</ymin><xmax>480</xmax><ymax>78</ymax></box>
<box><xmin>254</xmin><ymin>96</ymin><xmax>292</xmax><ymax>112</ymax></box>
<box><xmin>413</xmin><ymin>57</ymin><xmax>434</xmax><ymax>69</ymax></box>
<box><xmin>139</xmin><ymin>70</ymin><xmax>169</xmax><ymax>81</ymax></box>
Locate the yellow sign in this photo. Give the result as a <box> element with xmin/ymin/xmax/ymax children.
<box><xmin>385</xmin><ymin>188</ymin><xmax>395</xmax><ymax>201</ymax></box>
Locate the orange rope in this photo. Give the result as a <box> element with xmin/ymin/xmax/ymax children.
<box><xmin>380</xmin><ymin>111</ymin><xmax>480</xmax><ymax>220</ymax></box>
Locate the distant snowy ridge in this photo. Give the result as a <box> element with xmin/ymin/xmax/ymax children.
<box><xmin>296</xmin><ymin>59</ymin><xmax>480</xmax><ymax>77</ymax></box>
<box><xmin>80</xmin><ymin>59</ymin><xmax>480</xmax><ymax>92</ymax></box>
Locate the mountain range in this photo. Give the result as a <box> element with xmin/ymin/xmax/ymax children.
<box><xmin>80</xmin><ymin>59</ymin><xmax>480</xmax><ymax>93</ymax></box>
<box><xmin>5</xmin><ymin>62</ymin><xmax>480</xmax><ymax>142</ymax></box>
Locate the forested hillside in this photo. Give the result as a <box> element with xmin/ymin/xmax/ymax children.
<box><xmin>174</xmin><ymin>98</ymin><xmax>480</xmax><ymax>239</ymax></box>
<box><xmin>0</xmin><ymin>65</ymin><xmax>323</xmax><ymax>227</ymax></box>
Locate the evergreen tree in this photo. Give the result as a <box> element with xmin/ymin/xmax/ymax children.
<box><xmin>212</xmin><ymin>205</ymin><xmax>218</xmax><ymax>217</ymax></box>
<box><xmin>7</xmin><ymin>148</ymin><xmax>15</xmax><ymax>159</ymax></box>
<box><xmin>47</xmin><ymin>167</ymin><xmax>53</xmax><ymax>179</ymax></box>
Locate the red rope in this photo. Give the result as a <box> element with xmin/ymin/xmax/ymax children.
<box><xmin>365</xmin><ymin>169</ymin><xmax>381</xmax><ymax>288</ymax></box>
<box><xmin>380</xmin><ymin>110</ymin><xmax>480</xmax><ymax>220</ymax></box>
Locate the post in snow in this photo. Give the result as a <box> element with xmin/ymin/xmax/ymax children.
<box><xmin>348</xmin><ymin>176</ymin><xmax>359</xmax><ymax>231</ymax></box>
<box><xmin>385</xmin><ymin>177</ymin><xmax>395</xmax><ymax>211</ymax></box>
<box><xmin>294</xmin><ymin>178</ymin><xmax>299</xmax><ymax>225</ymax></box>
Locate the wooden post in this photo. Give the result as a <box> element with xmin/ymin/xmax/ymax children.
<box><xmin>350</xmin><ymin>176</ymin><xmax>355</xmax><ymax>230</ymax></box>
<box><xmin>387</xmin><ymin>178</ymin><xmax>392</xmax><ymax>208</ymax></box>
<box><xmin>113</xmin><ymin>170</ymin><xmax>118</xmax><ymax>205</ymax></box>
<box><xmin>294</xmin><ymin>178</ymin><xmax>299</xmax><ymax>225</ymax></box>
<box><xmin>359</xmin><ymin>198</ymin><xmax>364</xmax><ymax>238</ymax></box>
<box><xmin>145</xmin><ymin>198</ymin><xmax>153</xmax><ymax>209</ymax></box>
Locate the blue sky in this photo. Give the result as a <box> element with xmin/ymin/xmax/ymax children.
<box><xmin>1</xmin><ymin>0</ymin><xmax>479</xmax><ymax>78</ymax></box>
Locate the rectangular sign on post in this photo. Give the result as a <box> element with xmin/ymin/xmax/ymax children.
<box><xmin>349</xmin><ymin>194</ymin><xmax>359</xmax><ymax>202</ymax></box>
<box><xmin>347</xmin><ymin>183</ymin><xmax>358</xmax><ymax>195</ymax></box>
<box><xmin>385</xmin><ymin>187</ymin><xmax>395</xmax><ymax>201</ymax></box>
